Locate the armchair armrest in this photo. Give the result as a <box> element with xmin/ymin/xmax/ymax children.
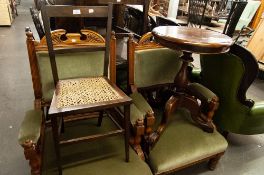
<box><xmin>119</xmin><ymin>103</ymin><xmax>145</xmax><ymax>159</ymax></box>
<box><xmin>186</xmin><ymin>83</ymin><xmax>219</xmax><ymax>131</ymax></box>
<box><xmin>187</xmin><ymin>83</ymin><xmax>217</xmax><ymax>103</ymax></box>
<box><xmin>18</xmin><ymin>109</ymin><xmax>43</xmax><ymax>175</ymax></box>
<box><xmin>18</xmin><ymin>110</ymin><xmax>43</xmax><ymax>145</ymax></box>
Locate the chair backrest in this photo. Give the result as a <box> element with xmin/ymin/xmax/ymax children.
<box><xmin>188</xmin><ymin>0</ymin><xmax>209</xmax><ymax>28</ymax></box>
<box><xmin>30</xmin><ymin>7</ymin><xmax>45</xmax><ymax>39</ymax></box>
<box><xmin>128</xmin><ymin>33</ymin><xmax>182</xmax><ymax>91</ymax></box>
<box><xmin>41</xmin><ymin>3</ymin><xmax>113</xmax><ymax>85</ymax></box>
<box><xmin>25</xmin><ymin>29</ymin><xmax>116</xmax><ymax>103</ymax></box>
<box><xmin>223</xmin><ymin>1</ymin><xmax>247</xmax><ymax>37</ymax></box>
<box><xmin>200</xmin><ymin>44</ymin><xmax>258</xmax><ymax>131</ymax></box>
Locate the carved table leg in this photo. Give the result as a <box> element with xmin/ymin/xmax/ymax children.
<box><xmin>174</xmin><ymin>51</ymin><xmax>193</xmax><ymax>90</ymax></box>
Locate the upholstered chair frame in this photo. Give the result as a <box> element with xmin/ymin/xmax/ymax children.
<box><xmin>127</xmin><ymin>33</ymin><xmax>227</xmax><ymax>175</ymax></box>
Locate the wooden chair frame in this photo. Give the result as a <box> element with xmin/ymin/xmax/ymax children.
<box><xmin>24</xmin><ymin>27</ymin><xmax>120</xmax><ymax>174</ymax></box>
<box><xmin>127</xmin><ymin>33</ymin><xmax>225</xmax><ymax>174</ymax></box>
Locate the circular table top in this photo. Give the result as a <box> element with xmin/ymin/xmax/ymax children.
<box><xmin>152</xmin><ymin>26</ymin><xmax>234</xmax><ymax>54</ymax></box>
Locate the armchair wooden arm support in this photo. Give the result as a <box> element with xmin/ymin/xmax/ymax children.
<box><xmin>118</xmin><ymin>103</ymin><xmax>148</xmax><ymax>160</ymax></box>
<box><xmin>18</xmin><ymin>110</ymin><xmax>44</xmax><ymax>175</ymax></box>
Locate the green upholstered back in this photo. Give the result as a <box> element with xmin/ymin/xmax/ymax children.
<box><xmin>134</xmin><ymin>48</ymin><xmax>182</xmax><ymax>88</ymax></box>
<box><xmin>36</xmin><ymin>51</ymin><xmax>104</xmax><ymax>101</ymax></box>
<box><xmin>200</xmin><ymin>53</ymin><xmax>249</xmax><ymax>133</ymax></box>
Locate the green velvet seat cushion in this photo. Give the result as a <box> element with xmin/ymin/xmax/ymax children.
<box><xmin>130</xmin><ymin>92</ymin><xmax>153</xmax><ymax>114</ymax></box>
<box><xmin>18</xmin><ymin>110</ymin><xmax>43</xmax><ymax>145</ymax></box>
<box><xmin>148</xmin><ymin>109</ymin><xmax>228</xmax><ymax>174</ymax></box>
<box><xmin>42</xmin><ymin>117</ymin><xmax>152</xmax><ymax>175</ymax></box>
<box><xmin>36</xmin><ymin>51</ymin><xmax>105</xmax><ymax>102</ymax></box>
<box><xmin>134</xmin><ymin>48</ymin><xmax>182</xmax><ymax>88</ymax></box>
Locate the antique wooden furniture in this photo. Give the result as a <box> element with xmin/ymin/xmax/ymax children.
<box><xmin>188</xmin><ymin>0</ymin><xmax>210</xmax><ymax>28</ymax></box>
<box><xmin>19</xmin><ymin>25</ymin><xmax>151</xmax><ymax>174</ymax></box>
<box><xmin>152</xmin><ymin>26</ymin><xmax>233</xmax><ymax>133</ymax></box>
<box><xmin>47</xmin><ymin>0</ymin><xmax>151</xmax><ymax>36</ymax></box>
<box><xmin>127</xmin><ymin>33</ymin><xmax>228</xmax><ymax>175</ymax></box>
<box><xmin>0</xmin><ymin>0</ymin><xmax>13</xmax><ymax>26</ymax></box>
<box><xmin>193</xmin><ymin>44</ymin><xmax>264</xmax><ymax>135</ymax></box>
<box><xmin>222</xmin><ymin>1</ymin><xmax>247</xmax><ymax>37</ymax></box>
<box><xmin>30</xmin><ymin>7</ymin><xmax>45</xmax><ymax>39</ymax></box>
<box><xmin>41</xmin><ymin>4</ymin><xmax>133</xmax><ymax>174</ymax></box>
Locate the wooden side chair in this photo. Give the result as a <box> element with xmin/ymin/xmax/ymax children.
<box><xmin>18</xmin><ymin>7</ymin><xmax>149</xmax><ymax>174</ymax></box>
<box><xmin>127</xmin><ymin>33</ymin><xmax>228</xmax><ymax>175</ymax></box>
<box><xmin>187</xmin><ymin>0</ymin><xmax>210</xmax><ymax>28</ymax></box>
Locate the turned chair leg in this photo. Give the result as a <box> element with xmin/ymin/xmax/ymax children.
<box><xmin>97</xmin><ymin>111</ymin><xmax>104</xmax><ymax>127</ymax></box>
<box><xmin>208</xmin><ymin>153</ymin><xmax>223</xmax><ymax>170</ymax></box>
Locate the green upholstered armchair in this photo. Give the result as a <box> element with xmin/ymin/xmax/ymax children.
<box><xmin>194</xmin><ymin>44</ymin><xmax>264</xmax><ymax>135</ymax></box>
<box><xmin>127</xmin><ymin>33</ymin><xmax>228</xmax><ymax>174</ymax></box>
<box><xmin>18</xmin><ymin>27</ymin><xmax>150</xmax><ymax>174</ymax></box>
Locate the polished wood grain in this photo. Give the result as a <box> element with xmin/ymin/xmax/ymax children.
<box><xmin>152</xmin><ymin>26</ymin><xmax>234</xmax><ymax>54</ymax></box>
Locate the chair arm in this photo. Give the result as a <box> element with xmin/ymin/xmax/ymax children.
<box><xmin>18</xmin><ymin>110</ymin><xmax>43</xmax><ymax>145</ymax></box>
<box><xmin>187</xmin><ymin>83</ymin><xmax>217</xmax><ymax>104</ymax></box>
<box><xmin>130</xmin><ymin>92</ymin><xmax>155</xmax><ymax>134</ymax></box>
<box><xmin>186</xmin><ymin>83</ymin><xmax>219</xmax><ymax>132</ymax></box>
<box><xmin>18</xmin><ymin>109</ymin><xmax>43</xmax><ymax>175</ymax></box>
<box><xmin>130</xmin><ymin>92</ymin><xmax>154</xmax><ymax>115</ymax></box>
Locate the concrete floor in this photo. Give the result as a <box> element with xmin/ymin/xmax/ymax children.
<box><xmin>0</xmin><ymin>1</ymin><xmax>264</xmax><ymax>175</ymax></box>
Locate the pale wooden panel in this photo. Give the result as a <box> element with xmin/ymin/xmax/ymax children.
<box><xmin>247</xmin><ymin>19</ymin><xmax>264</xmax><ymax>62</ymax></box>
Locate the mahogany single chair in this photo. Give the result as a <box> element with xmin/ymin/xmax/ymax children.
<box><xmin>127</xmin><ymin>33</ymin><xmax>228</xmax><ymax>175</ymax></box>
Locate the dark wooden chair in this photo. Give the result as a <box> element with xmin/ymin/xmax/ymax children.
<box><xmin>193</xmin><ymin>44</ymin><xmax>264</xmax><ymax>135</ymax></box>
<box><xmin>188</xmin><ymin>0</ymin><xmax>210</xmax><ymax>28</ymax></box>
<box><xmin>30</xmin><ymin>7</ymin><xmax>45</xmax><ymax>39</ymax></box>
<box><xmin>222</xmin><ymin>1</ymin><xmax>247</xmax><ymax>37</ymax></box>
<box><xmin>18</xmin><ymin>23</ymin><xmax>149</xmax><ymax>175</ymax></box>
<box><xmin>127</xmin><ymin>33</ymin><xmax>228</xmax><ymax>175</ymax></box>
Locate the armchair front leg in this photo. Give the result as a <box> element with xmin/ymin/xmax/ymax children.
<box><xmin>22</xmin><ymin>140</ymin><xmax>41</xmax><ymax>175</ymax></box>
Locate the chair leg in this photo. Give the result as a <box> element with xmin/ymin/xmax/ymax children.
<box><xmin>97</xmin><ymin>111</ymin><xmax>103</xmax><ymax>127</ymax></box>
<box><xmin>22</xmin><ymin>140</ymin><xmax>41</xmax><ymax>175</ymax></box>
<box><xmin>208</xmin><ymin>153</ymin><xmax>223</xmax><ymax>170</ymax></box>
